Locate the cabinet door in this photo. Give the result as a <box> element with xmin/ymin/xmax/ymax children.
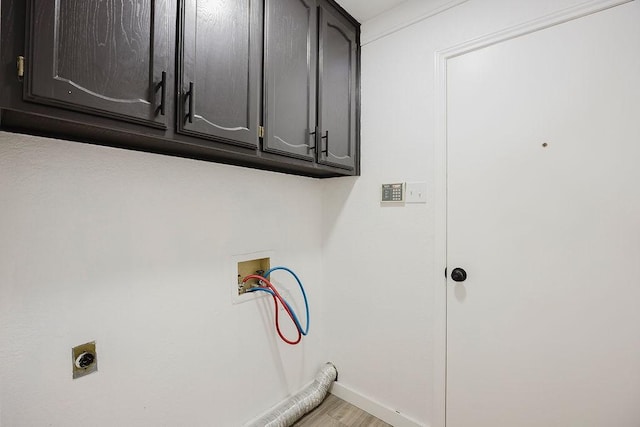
<box><xmin>179</xmin><ymin>0</ymin><xmax>261</xmax><ymax>148</ymax></box>
<box><xmin>26</xmin><ymin>0</ymin><xmax>170</xmax><ymax>128</ymax></box>
<box><xmin>317</xmin><ymin>2</ymin><xmax>358</xmax><ymax>170</ymax></box>
<box><xmin>263</xmin><ymin>0</ymin><xmax>317</xmax><ymax>160</ymax></box>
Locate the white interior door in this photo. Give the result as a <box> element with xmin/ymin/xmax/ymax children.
<box><xmin>446</xmin><ymin>3</ymin><xmax>640</xmax><ymax>426</ymax></box>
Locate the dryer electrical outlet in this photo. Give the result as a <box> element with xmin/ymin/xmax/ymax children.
<box><xmin>72</xmin><ymin>341</ymin><xmax>97</xmax><ymax>379</ymax></box>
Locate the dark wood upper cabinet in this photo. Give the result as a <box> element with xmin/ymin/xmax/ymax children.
<box><xmin>263</xmin><ymin>0</ymin><xmax>317</xmax><ymax>161</ymax></box>
<box><xmin>177</xmin><ymin>0</ymin><xmax>262</xmax><ymax>148</ymax></box>
<box><xmin>25</xmin><ymin>0</ymin><xmax>170</xmax><ymax>128</ymax></box>
<box><xmin>1</xmin><ymin>0</ymin><xmax>359</xmax><ymax>177</ymax></box>
<box><xmin>317</xmin><ymin>0</ymin><xmax>358</xmax><ymax>170</ymax></box>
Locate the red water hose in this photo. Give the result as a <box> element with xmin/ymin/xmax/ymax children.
<box><xmin>243</xmin><ymin>274</ymin><xmax>302</xmax><ymax>345</ymax></box>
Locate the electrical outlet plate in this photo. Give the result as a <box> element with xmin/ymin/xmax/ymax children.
<box><xmin>406</xmin><ymin>182</ymin><xmax>427</xmax><ymax>203</ymax></box>
<box><xmin>72</xmin><ymin>341</ymin><xmax>97</xmax><ymax>379</ymax></box>
<box><xmin>231</xmin><ymin>251</ymin><xmax>274</xmax><ymax>304</ymax></box>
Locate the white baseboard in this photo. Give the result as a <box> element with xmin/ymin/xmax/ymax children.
<box><xmin>329</xmin><ymin>382</ymin><xmax>425</xmax><ymax>427</ymax></box>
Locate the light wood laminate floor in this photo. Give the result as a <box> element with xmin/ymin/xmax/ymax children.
<box><xmin>293</xmin><ymin>394</ymin><xmax>392</xmax><ymax>427</ymax></box>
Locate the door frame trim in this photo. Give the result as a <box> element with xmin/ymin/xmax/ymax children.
<box><xmin>432</xmin><ymin>0</ymin><xmax>633</xmax><ymax>425</ymax></box>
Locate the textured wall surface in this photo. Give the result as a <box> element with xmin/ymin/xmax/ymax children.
<box><xmin>322</xmin><ymin>0</ymin><xmax>590</xmax><ymax>424</ymax></box>
<box><xmin>1</xmin><ymin>1</ymin><xmax>615</xmax><ymax>426</ymax></box>
<box><xmin>0</xmin><ymin>132</ymin><xmax>326</xmax><ymax>426</ymax></box>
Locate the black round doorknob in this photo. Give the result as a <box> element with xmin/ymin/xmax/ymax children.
<box><xmin>451</xmin><ymin>268</ymin><xmax>467</xmax><ymax>282</ymax></box>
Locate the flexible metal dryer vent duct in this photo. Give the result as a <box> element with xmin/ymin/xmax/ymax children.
<box><xmin>246</xmin><ymin>363</ymin><xmax>338</xmax><ymax>427</ymax></box>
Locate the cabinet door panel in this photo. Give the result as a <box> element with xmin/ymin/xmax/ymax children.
<box><xmin>318</xmin><ymin>3</ymin><xmax>357</xmax><ymax>170</ymax></box>
<box><xmin>179</xmin><ymin>0</ymin><xmax>261</xmax><ymax>147</ymax></box>
<box><xmin>27</xmin><ymin>0</ymin><xmax>169</xmax><ymax>127</ymax></box>
<box><xmin>263</xmin><ymin>0</ymin><xmax>316</xmax><ymax>160</ymax></box>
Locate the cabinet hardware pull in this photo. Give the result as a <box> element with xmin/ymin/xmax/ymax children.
<box><xmin>309</xmin><ymin>127</ymin><xmax>318</xmax><ymax>151</ymax></box>
<box><xmin>156</xmin><ymin>71</ymin><xmax>167</xmax><ymax>116</ymax></box>
<box><xmin>17</xmin><ymin>56</ymin><xmax>25</xmax><ymax>80</ymax></box>
<box><xmin>321</xmin><ymin>130</ymin><xmax>329</xmax><ymax>155</ymax></box>
<box><xmin>186</xmin><ymin>82</ymin><xmax>194</xmax><ymax>123</ymax></box>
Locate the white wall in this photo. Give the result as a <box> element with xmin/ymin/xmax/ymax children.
<box><xmin>0</xmin><ymin>132</ymin><xmax>326</xmax><ymax>426</ymax></box>
<box><xmin>1</xmin><ymin>1</ymin><xmax>625</xmax><ymax>426</ymax></box>
<box><xmin>322</xmin><ymin>0</ymin><xmax>595</xmax><ymax>425</ymax></box>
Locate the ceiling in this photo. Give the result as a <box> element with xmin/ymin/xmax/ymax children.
<box><xmin>336</xmin><ymin>0</ymin><xmax>407</xmax><ymax>22</ymax></box>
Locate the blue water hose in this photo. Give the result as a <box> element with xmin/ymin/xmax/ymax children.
<box><xmin>248</xmin><ymin>266</ymin><xmax>310</xmax><ymax>336</ymax></box>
